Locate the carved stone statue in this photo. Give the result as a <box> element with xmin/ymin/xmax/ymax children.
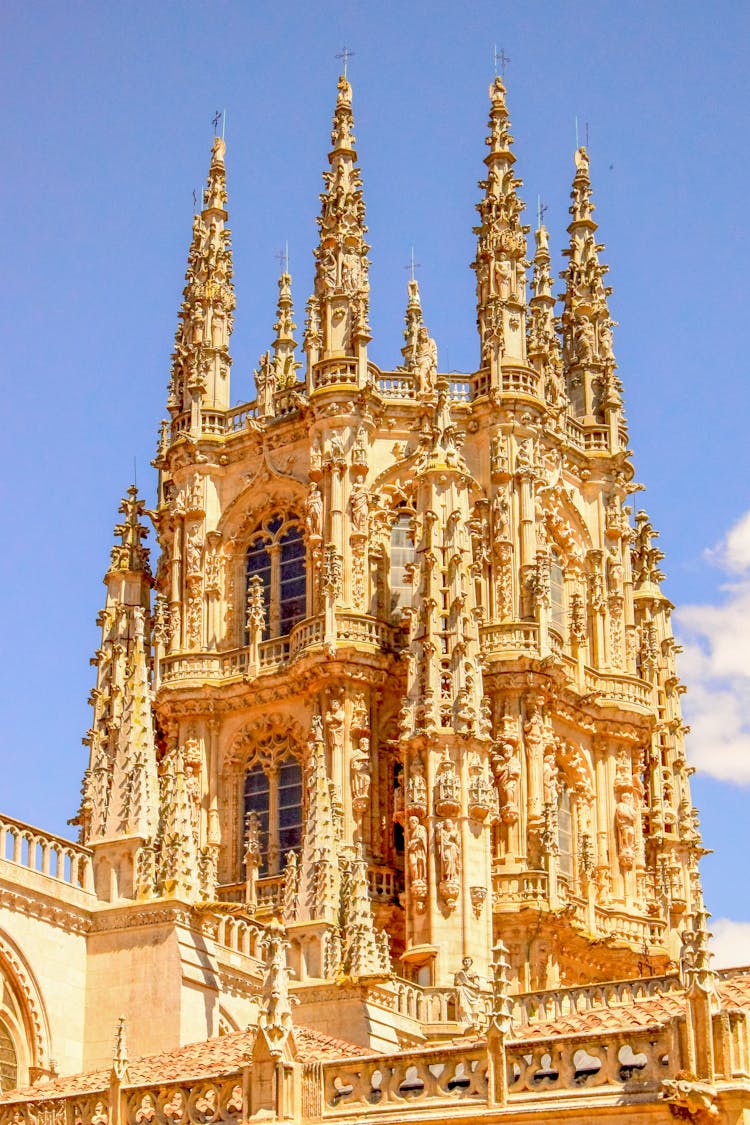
<box><xmin>305</xmin><ymin>482</ymin><xmax>323</xmax><ymax>538</ymax></box>
<box><xmin>437</xmin><ymin>817</ymin><xmax>460</xmax><ymax>883</ymax></box>
<box><xmin>454</xmin><ymin>956</ymin><xmax>482</xmax><ymax>1025</ymax></box>
<box><xmin>615</xmin><ymin>790</ymin><xmax>636</xmax><ymax>867</ymax></box>
<box><xmin>407</xmin><ymin>815</ymin><xmax>427</xmax><ymax>884</ymax></box>
<box><xmin>350</xmin><ymin>483</ymin><xmax>369</xmax><ymax>534</ymax></box>
<box><xmin>415</xmin><ymin>326</ymin><xmax>438</xmax><ymax>395</ymax></box>
<box><xmin>351</xmin><ymin>736</ymin><xmax>371</xmax><ymax>812</ymax></box>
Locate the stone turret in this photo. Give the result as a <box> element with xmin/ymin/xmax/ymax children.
<box><xmin>560</xmin><ymin>147</ymin><xmax>624</xmax><ymax>447</ymax></box>
<box><xmin>472</xmin><ymin>77</ymin><xmax>530</xmax><ymax>379</ymax></box>
<box><xmin>399</xmin><ymin>381</ymin><xmax>495</xmax><ymax>984</ymax></box>
<box><xmin>256</xmin><ymin>269</ymin><xmax>302</xmax><ymax>420</ymax></box>
<box><xmin>168</xmin><ymin>136</ymin><xmax>235</xmax><ymax>423</ymax></box>
<box><xmin>528</xmin><ymin>224</ymin><xmax>566</xmax><ymax>424</ymax></box>
<box><xmin>76</xmin><ymin>486</ymin><xmax>159</xmax><ymax>902</ymax></box>
<box><xmin>305</xmin><ymin>74</ymin><xmax>371</xmax><ymax>382</ymax></box>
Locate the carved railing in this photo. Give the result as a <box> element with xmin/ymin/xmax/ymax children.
<box><xmin>480</xmin><ymin>621</ymin><xmax>540</xmax><ymax>657</ymax></box>
<box><xmin>511</xmin><ymin>973</ymin><xmax>682</xmax><ymax>1027</ymax></box>
<box><xmin>583</xmin><ymin>669</ymin><xmax>652</xmax><ymax>709</ymax></box>
<box><xmin>318</xmin><ymin>1043</ymin><xmax>489</xmax><ymax>1112</ymax></box>
<box><xmin>493</xmin><ymin>869</ymin><xmax>549</xmax><ymax>908</ymax></box>
<box><xmin>506</xmin><ymin>1025</ymin><xmax>672</xmax><ymax>1094</ymax></box>
<box><xmin>584</xmin><ymin>427</ymin><xmax>610</xmax><ymax>453</ymax></box>
<box><xmin>210</xmin><ymin>913</ymin><xmax>266</xmax><ymax>965</ymax></box>
<box><xmin>499</xmin><ymin>365</ymin><xmax>541</xmax><ymax>399</ymax></box>
<box><xmin>366</xmin><ymin>865</ymin><xmax>397</xmax><ymax>902</ymax></box>
<box><xmin>123</xmin><ymin>1081</ymin><xmax>245</xmax><ymax>1125</ymax></box>
<box><xmin>377</xmin><ymin>372</ymin><xmax>415</xmax><ymax>399</ymax></box>
<box><xmin>336</xmin><ymin>613</ymin><xmax>395</xmax><ymax>649</ymax></box>
<box><xmin>312</xmin><ymin>358</ymin><xmax>359</xmax><ymax>391</ymax></box>
<box><xmin>289</xmin><ymin>614</ymin><xmax>325</xmax><ymax>657</ymax></box>
<box><xmin>565</xmin><ymin>416</ymin><xmax>586</xmax><ymax>450</ymax></box>
<box><xmin>0</xmin><ymin>814</ymin><xmax>94</xmax><ymax>893</ymax></box>
<box><xmin>226</xmin><ymin>401</ymin><xmax>258</xmax><ymax>431</ymax></box>
<box><xmin>594</xmin><ymin>908</ymin><xmax>667</xmax><ymax>948</ymax></box>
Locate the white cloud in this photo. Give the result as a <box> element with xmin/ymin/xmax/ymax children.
<box><xmin>674</xmin><ymin>509</ymin><xmax>750</xmax><ymax>785</ymax></box>
<box><xmin>710</xmin><ymin>918</ymin><xmax>750</xmax><ymax>969</ymax></box>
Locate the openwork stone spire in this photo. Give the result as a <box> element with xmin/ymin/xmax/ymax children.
<box><xmin>560</xmin><ymin>148</ymin><xmax>623</xmax><ymax>436</ymax></box>
<box><xmin>168</xmin><ymin>137</ymin><xmax>235</xmax><ymax>419</ymax></box>
<box><xmin>472</xmin><ymin>77</ymin><xmax>529</xmax><ymax>375</ymax></box>
<box><xmin>528</xmin><ymin>225</ymin><xmax>566</xmax><ymax>422</ymax></box>
<box><xmin>256</xmin><ymin>270</ymin><xmax>302</xmax><ymax>419</ymax></box>
<box><xmin>75</xmin><ymin>488</ymin><xmax>158</xmax><ymax>856</ymax></box>
<box><xmin>305</xmin><ymin>74</ymin><xmax>371</xmax><ymax>368</ymax></box>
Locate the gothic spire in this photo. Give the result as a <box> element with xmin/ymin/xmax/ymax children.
<box><xmin>272</xmin><ymin>270</ymin><xmax>301</xmax><ymax>389</ymax></box>
<box><xmin>75</xmin><ymin>488</ymin><xmax>158</xmax><ymax>858</ymax></box>
<box><xmin>472</xmin><ymin>77</ymin><xmax>529</xmax><ymax>375</ymax></box>
<box><xmin>528</xmin><ymin>225</ymin><xmax>567</xmax><ymax>420</ymax></box>
<box><xmin>168</xmin><ymin>136</ymin><xmax>235</xmax><ymax>419</ymax></box>
<box><xmin>304</xmin><ymin>74</ymin><xmax>371</xmax><ymax>371</ymax></box>
<box><xmin>255</xmin><ymin>269</ymin><xmax>302</xmax><ymax>420</ymax></box>
<box><xmin>560</xmin><ymin>148</ymin><xmax>623</xmax><ymax>435</ymax></box>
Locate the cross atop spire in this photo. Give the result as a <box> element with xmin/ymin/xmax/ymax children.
<box><xmin>335</xmin><ymin>46</ymin><xmax>355</xmax><ymax>78</ymax></box>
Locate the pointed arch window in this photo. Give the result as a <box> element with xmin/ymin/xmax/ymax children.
<box><xmin>245</xmin><ymin>515</ymin><xmax>306</xmax><ymax>641</ymax></box>
<box><xmin>558</xmin><ymin>785</ymin><xmax>574</xmax><ymax>879</ymax></box>
<box><xmin>0</xmin><ymin>1020</ymin><xmax>18</xmax><ymax>1093</ymax></box>
<box><xmin>390</xmin><ymin>508</ymin><xmax>415</xmax><ymax>619</ymax></box>
<box><xmin>550</xmin><ymin>549</ymin><xmax>565</xmax><ymax>634</ymax></box>
<box><xmin>243</xmin><ymin>751</ymin><xmax>302</xmax><ymax>876</ymax></box>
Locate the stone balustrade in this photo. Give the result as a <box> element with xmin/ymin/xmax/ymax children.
<box><xmin>506</xmin><ymin>1025</ymin><xmax>672</xmax><ymax>1095</ymax></box>
<box><xmin>0</xmin><ymin>814</ymin><xmax>94</xmax><ymax>893</ymax></box>
<box><xmin>159</xmin><ymin>614</ymin><xmax>395</xmax><ymax>688</ymax></box>
<box><xmin>510</xmin><ymin>973</ymin><xmax>682</xmax><ymax>1027</ymax></box>
<box><xmin>210</xmin><ymin>912</ymin><xmax>266</xmax><ymax>966</ymax></box>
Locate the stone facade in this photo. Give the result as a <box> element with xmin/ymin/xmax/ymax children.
<box><xmin>1</xmin><ymin>73</ymin><xmax>748</xmax><ymax>1125</ymax></box>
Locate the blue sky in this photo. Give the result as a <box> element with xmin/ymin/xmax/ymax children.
<box><xmin>1</xmin><ymin>2</ymin><xmax>748</xmax><ymax>958</ymax></box>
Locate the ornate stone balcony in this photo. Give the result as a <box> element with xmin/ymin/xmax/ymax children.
<box><xmin>0</xmin><ymin>814</ymin><xmax>94</xmax><ymax>894</ymax></box>
<box><xmin>158</xmin><ymin>613</ymin><xmax>397</xmax><ymax>688</ymax></box>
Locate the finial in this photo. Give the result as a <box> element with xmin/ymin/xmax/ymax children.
<box><xmin>110</xmin><ymin>485</ymin><xmax>151</xmax><ymax>576</ymax></box>
<box><xmin>112</xmin><ymin>1015</ymin><xmax>129</xmax><ymax>1081</ymax></box>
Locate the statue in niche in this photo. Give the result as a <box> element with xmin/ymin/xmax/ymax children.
<box><xmin>498</xmin><ymin>742</ymin><xmax>521</xmax><ymax>824</ymax></box>
<box><xmin>543</xmin><ymin>753</ymin><xmax>558</xmax><ymax>807</ymax></box>
<box><xmin>415</xmin><ymin>326</ymin><xmax>438</xmax><ymax>395</ymax></box>
<box><xmin>615</xmin><ymin>790</ymin><xmax>636</xmax><ymax>867</ymax></box>
<box><xmin>351</xmin><ymin>737</ymin><xmax>371</xmax><ymax>811</ymax></box>
<box><xmin>407</xmin><ymin>815</ymin><xmax>427</xmax><ymax>884</ymax></box>
<box><xmin>325</xmin><ymin>695</ymin><xmax>345</xmax><ymax>757</ymax></box>
<box><xmin>328</xmin><ymin>430</ymin><xmax>345</xmax><ymax>462</ymax></box>
<box><xmin>352</xmin><ymin>424</ymin><xmax>368</xmax><ymax>466</ymax></box>
<box><xmin>607</xmin><ymin>546</ymin><xmax>624</xmax><ymax>593</ymax></box>
<box><xmin>406</xmin><ymin>756</ymin><xmax>427</xmax><ymax>815</ymax></box>
<box><xmin>454</xmin><ymin>956</ymin><xmax>483</xmax><ymax>1025</ymax></box>
<box><xmin>350</xmin><ymin>483</ymin><xmax>369</xmax><ymax>534</ymax></box>
<box><xmin>437</xmin><ymin>818</ymin><xmax>461</xmax><ymax>883</ymax></box>
<box><xmin>305</xmin><ymin>482</ymin><xmax>323</xmax><ymax>538</ymax></box>
<box><xmin>310</xmin><ymin>434</ymin><xmax>323</xmax><ymax>472</ymax></box>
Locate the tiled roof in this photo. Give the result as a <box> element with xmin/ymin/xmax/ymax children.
<box><xmin>0</xmin><ymin>1025</ymin><xmax>367</xmax><ymax>1104</ymax></box>
<box><xmin>511</xmin><ymin>971</ymin><xmax>750</xmax><ymax>1043</ymax></box>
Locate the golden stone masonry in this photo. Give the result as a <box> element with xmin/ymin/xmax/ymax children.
<box><xmin>1</xmin><ymin>74</ymin><xmax>748</xmax><ymax>1125</ymax></box>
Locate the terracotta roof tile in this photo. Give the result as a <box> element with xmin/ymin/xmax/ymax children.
<box><xmin>0</xmin><ymin>1025</ymin><xmax>366</xmax><ymax>1104</ymax></box>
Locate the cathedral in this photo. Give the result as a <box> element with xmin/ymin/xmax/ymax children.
<box><xmin>1</xmin><ymin>71</ymin><xmax>749</xmax><ymax>1125</ymax></box>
